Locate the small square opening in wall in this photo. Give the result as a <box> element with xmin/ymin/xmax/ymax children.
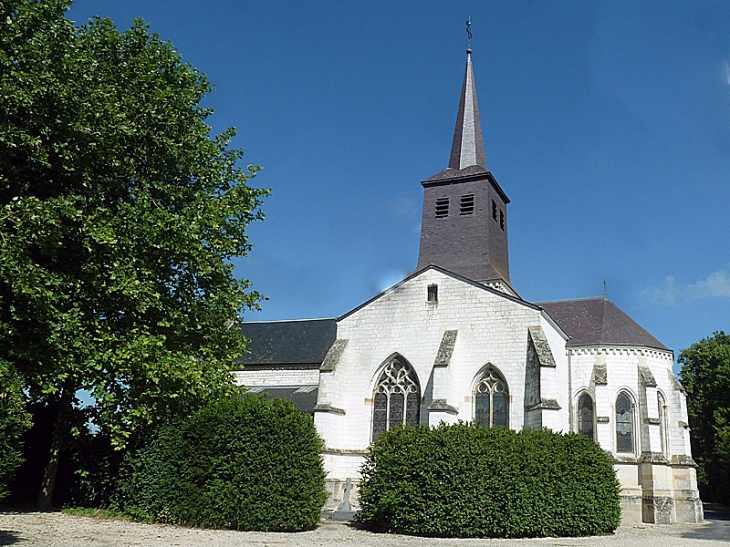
<box><xmin>435</xmin><ymin>197</ymin><xmax>449</xmax><ymax>218</ymax></box>
<box><xmin>427</xmin><ymin>284</ymin><xmax>438</xmax><ymax>302</ymax></box>
<box><xmin>499</xmin><ymin>209</ymin><xmax>505</xmax><ymax>230</ymax></box>
<box><xmin>460</xmin><ymin>194</ymin><xmax>474</xmax><ymax>215</ymax></box>
<box><xmin>492</xmin><ymin>199</ymin><xmax>497</xmax><ymax>220</ymax></box>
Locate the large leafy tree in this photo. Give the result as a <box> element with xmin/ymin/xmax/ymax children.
<box><xmin>0</xmin><ymin>0</ymin><xmax>267</xmax><ymax>509</ymax></box>
<box><xmin>679</xmin><ymin>331</ymin><xmax>730</xmax><ymax>504</ymax></box>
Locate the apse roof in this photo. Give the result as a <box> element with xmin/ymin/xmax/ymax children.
<box><xmin>538</xmin><ymin>297</ymin><xmax>668</xmax><ymax>351</ymax></box>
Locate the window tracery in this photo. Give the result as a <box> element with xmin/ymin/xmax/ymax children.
<box><xmin>372</xmin><ymin>357</ymin><xmax>420</xmax><ymax>440</ymax></box>
<box><xmin>474</xmin><ymin>367</ymin><xmax>509</xmax><ymax>428</ymax></box>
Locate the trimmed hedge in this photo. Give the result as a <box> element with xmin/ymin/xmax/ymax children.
<box><xmin>357</xmin><ymin>423</ymin><xmax>620</xmax><ymax>538</ymax></box>
<box><xmin>113</xmin><ymin>394</ymin><xmax>327</xmax><ymax>531</ymax></box>
<box><xmin>0</xmin><ymin>360</ymin><xmax>31</xmax><ymax>500</ymax></box>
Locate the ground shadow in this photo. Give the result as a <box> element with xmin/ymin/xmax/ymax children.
<box><xmin>682</xmin><ymin>503</ymin><xmax>730</xmax><ymax>542</ymax></box>
<box><xmin>0</xmin><ymin>530</ymin><xmax>23</xmax><ymax>546</ymax></box>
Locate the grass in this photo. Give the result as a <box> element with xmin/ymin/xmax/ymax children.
<box><xmin>61</xmin><ymin>507</ymin><xmax>132</xmax><ymax>520</ymax></box>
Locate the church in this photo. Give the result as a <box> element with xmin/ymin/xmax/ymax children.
<box><xmin>234</xmin><ymin>48</ymin><xmax>703</xmax><ymax>525</ymax></box>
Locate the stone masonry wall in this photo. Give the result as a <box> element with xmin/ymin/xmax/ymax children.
<box><xmin>316</xmin><ymin>268</ymin><xmax>568</xmax><ymax>475</ymax></box>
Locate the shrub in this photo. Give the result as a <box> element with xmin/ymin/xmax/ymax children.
<box><xmin>113</xmin><ymin>394</ymin><xmax>327</xmax><ymax>531</ymax></box>
<box><xmin>0</xmin><ymin>359</ymin><xmax>31</xmax><ymax>500</ymax></box>
<box><xmin>68</xmin><ymin>430</ymin><xmax>125</xmax><ymax>509</ymax></box>
<box><xmin>357</xmin><ymin>423</ymin><xmax>620</xmax><ymax>538</ymax></box>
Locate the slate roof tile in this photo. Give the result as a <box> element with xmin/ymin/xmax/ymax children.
<box><xmin>237</xmin><ymin>318</ymin><xmax>337</xmax><ymax>365</ymax></box>
<box><xmin>539</xmin><ymin>297</ymin><xmax>667</xmax><ymax>350</ymax></box>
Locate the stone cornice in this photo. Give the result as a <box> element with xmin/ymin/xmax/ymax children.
<box><xmin>671</xmin><ymin>455</ymin><xmax>698</xmax><ymax>467</ymax></box>
<box><xmin>526</xmin><ymin>398</ymin><xmax>561</xmax><ymax>411</ymax></box>
<box><xmin>428</xmin><ymin>399</ymin><xmax>459</xmax><ymax>415</ymax></box>
<box><xmin>640</xmin><ymin>451</ymin><xmax>670</xmax><ymax>464</ymax></box>
<box><xmin>322</xmin><ymin>447</ymin><xmax>369</xmax><ymax>456</ymax></box>
<box><xmin>313</xmin><ymin>404</ymin><xmax>346</xmax><ymax>415</ymax></box>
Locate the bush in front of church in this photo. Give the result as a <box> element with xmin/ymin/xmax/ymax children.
<box><xmin>357</xmin><ymin>422</ymin><xmax>621</xmax><ymax>538</ymax></box>
<box><xmin>113</xmin><ymin>394</ymin><xmax>327</xmax><ymax>531</ymax></box>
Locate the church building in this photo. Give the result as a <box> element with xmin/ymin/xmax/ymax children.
<box><xmin>235</xmin><ymin>48</ymin><xmax>703</xmax><ymax>525</ymax></box>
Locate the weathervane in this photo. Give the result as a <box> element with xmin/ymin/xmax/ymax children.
<box><xmin>466</xmin><ymin>16</ymin><xmax>472</xmax><ymax>52</ymax></box>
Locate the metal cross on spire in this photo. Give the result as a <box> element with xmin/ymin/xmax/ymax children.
<box><xmin>466</xmin><ymin>16</ymin><xmax>472</xmax><ymax>52</ymax></box>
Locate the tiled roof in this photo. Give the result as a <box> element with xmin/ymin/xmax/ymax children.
<box><xmin>539</xmin><ymin>297</ymin><xmax>668</xmax><ymax>350</ymax></box>
<box><xmin>244</xmin><ymin>386</ymin><xmax>319</xmax><ymax>414</ymax></box>
<box><xmin>237</xmin><ymin>318</ymin><xmax>337</xmax><ymax>365</ymax></box>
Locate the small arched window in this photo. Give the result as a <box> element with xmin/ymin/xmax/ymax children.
<box><xmin>474</xmin><ymin>367</ymin><xmax>509</xmax><ymax>428</ymax></box>
<box><xmin>616</xmin><ymin>391</ymin><xmax>635</xmax><ymax>454</ymax></box>
<box><xmin>658</xmin><ymin>392</ymin><xmax>669</xmax><ymax>455</ymax></box>
<box><xmin>372</xmin><ymin>357</ymin><xmax>420</xmax><ymax>440</ymax></box>
<box><xmin>577</xmin><ymin>392</ymin><xmax>595</xmax><ymax>440</ymax></box>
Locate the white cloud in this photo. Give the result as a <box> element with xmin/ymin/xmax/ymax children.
<box><xmin>643</xmin><ymin>269</ymin><xmax>730</xmax><ymax>305</ymax></box>
<box><xmin>686</xmin><ymin>269</ymin><xmax>730</xmax><ymax>300</ymax></box>
<box><xmin>643</xmin><ymin>275</ymin><xmax>680</xmax><ymax>305</ymax></box>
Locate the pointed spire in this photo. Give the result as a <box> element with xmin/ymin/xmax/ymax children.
<box><xmin>448</xmin><ymin>50</ymin><xmax>487</xmax><ymax>171</ymax></box>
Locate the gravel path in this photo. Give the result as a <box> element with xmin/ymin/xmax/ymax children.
<box><xmin>1</xmin><ymin>512</ymin><xmax>728</xmax><ymax>547</ymax></box>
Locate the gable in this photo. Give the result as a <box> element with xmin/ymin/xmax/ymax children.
<box><xmin>339</xmin><ymin>264</ymin><xmax>537</xmax><ymax>322</ymax></box>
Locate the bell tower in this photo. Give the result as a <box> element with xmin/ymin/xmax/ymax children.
<box><xmin>416</xmin><ymin>49</ymin><xmax>511</xmax><ymax>289</ymax></box>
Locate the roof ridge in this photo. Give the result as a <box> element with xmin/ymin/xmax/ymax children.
<box><xmin>537</xmin><ymin>296</ymin><xmax>605</xmax><ymax>304</ymax></box>
<box><xmin>599</xmin><ymin>297</ymin><xmax>608</xmax><ymax>344</ymax></box>
<box><xmin>241</xmin><ymin>317</ymin><xmax>337</xmax><ymax>324</ymax></box>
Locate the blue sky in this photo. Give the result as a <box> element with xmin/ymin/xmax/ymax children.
<box><xmin>67</xmin><ymin>1</ymin><xmax>729</xmax><ymax>367</ymax></box>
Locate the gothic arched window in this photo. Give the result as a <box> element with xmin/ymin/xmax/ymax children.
<box><xmin>372</xmin><ymin>357</ymin><xmax>420</xmax><ymax>440</ymax></box>
<box><xmin>577</xmin><ymin>392</ymin><xmax>595</xmax><ymax>440</ymax></box>
<box><xmin>616</xmin><ymin>391</ymin><xmax>635</xmax><ymax>454</ymax></box>
<box><xmin>474</xmin><ymin>367</ymin><xmax>509</xmax><ymax>428</ymax></box>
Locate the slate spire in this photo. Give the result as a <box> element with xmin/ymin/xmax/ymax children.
<box><xmin>417</xmin><ymin>45</ymin><xmax>512</xmax><ymax>289</ymax></box>
<box><xmin>448</xmin><ymin>50</ymin><xmax>487</xmax><ymax>171</ymax></box>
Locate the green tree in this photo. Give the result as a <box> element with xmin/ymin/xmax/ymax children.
<box><xmin>679</xmin><ymin>331</ymin><xmax>730</xmax><ymax>504</ymax></box>
<box><xmin>0</xmin><ymin>359</ymin><xmax>31</xmax><ymax>500</ymax></box>
<box><xmin>0</xmin><ymin>1</ymin><xmax>267</xmax><ymax>509</ymax></box>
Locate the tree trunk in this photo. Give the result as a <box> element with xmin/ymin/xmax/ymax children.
<box><xmin>38</xmin><ymin>379</ymin><xmax>75</xmax><ymax>511</ymax></box>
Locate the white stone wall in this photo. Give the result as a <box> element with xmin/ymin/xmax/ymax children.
<box><xmin>540</xmin><ymin>313</ymin><xmax>570</xmax><ymax>431</ymax></box>
<box><xmin>567</xmin><ymin>346</ymin><xmax>686</xmax><ymax>460</ymax></box>
<box><xmin>233</xmin><ymin>367</ymin><xmax>319</xmax><ymax>387</ymax></box>
<box><xmin>567</xmin><ymin>345</ymin><xmax>702</xmax><ymax>523</ymax></box>
<box><xmin>308</xmin><ymin>268</ymin><xmax>702</xmax><ymax>523</ymax></box>
<box><xmin>316</xmin><ymin>268</ymin><xmax>568</xmax><ymax>477</ymax></box>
